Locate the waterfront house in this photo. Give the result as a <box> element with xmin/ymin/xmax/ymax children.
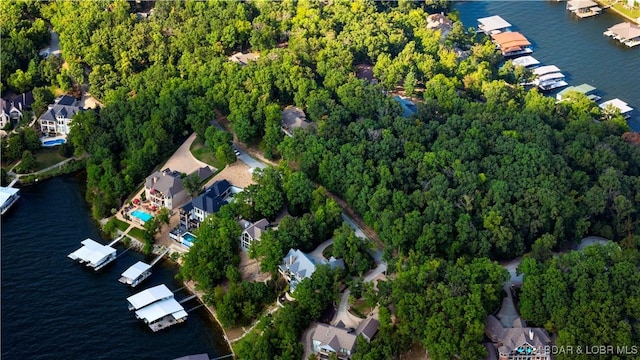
<box><xmin>485</xmin><ymin>315</ymin><xmax>552</xmax><ymax>360</ymax></box>
<box><xmin>312</xmin><ymin>323</ymin><xmax>357</xmax><ymax>359</ymax></box>
<box><xmin>491</xmin><ymin>32</ymin><xmax>533</xmax><ymax>58</ymax></box>
<box><xmin>477</xmin><ymin>15</ymin><xmax>512</xmax><ymax>35</ymax></box>
<box><xmin>228</xmin><ymin>52</ymin><xmax>260</xmax><ymax>66</ymax></box>
<box><xmin>566</xmin><ymin>0</ymin><xmax>602</xmax><ymax>18</ymax></box>
<box><xmin>179</xmin><ymin>180</ymin><xmax>231</xmax><ymax>229</ymax></box>
<box><xmin>144</xmin><ymin>168</ymin><xmax>188</xmax><ymax>210</ymax></box>
<box><xmin>39</xmin><ymin>95</ymin><xmax>82</xmax><ymax>137</ymax></box>
<box><xmin>282</xmin><ymin>106</ymin><xmax>313</xmax><ymax>137</ymax></box>
<box><xmin>240</xmin><ymin>218</ymin><xmax>269</xmax><ymax>251</ymax></box>
<box><xmin>604</xmin><ymin>22</ymin><xmax>640</xmax><ymax>47</ymax></box>
<box><xmin>427</xmin><ymin>13</ymin><xmax>453</xmax><ymax>38</ymax></box>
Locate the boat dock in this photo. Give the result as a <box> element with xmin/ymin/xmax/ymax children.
<box><xmin>491</xmin><ymin>31</ymin><xmax>534</xmax><ymax>57</ymax></box>
<box><xmin>127</xmin><ymin>284</ymin><xmax>174</xmax><ymax>310</ymax></box>
<box><xmin>67</xmin><ymin>239</ymin><xmax>117</xmax><ymax>271</ymax></box>
<box><xmin>604</xmin><ymin>22</ymin><xmax>640</xmax><ymax>47</ymax></box>
<box><xmin>556</xmin><ymin>83</ymin><xmax>601</xmax><ymax>102</ymax></box>
<box><xmin>567</xmin><ymin>0</ymin><xmax>602</xmax><ymax>18</ymax></box>
<box><xmin>0</xmin><ymin>186</ymin><xmax>20</xmax><ymax>215</ymax></box>
<box><xmin>119</xmin><ymin>248</ymin><xmax>170</xmax><ymax>287</ymax></box>
<box><xmin>600</xmin><ymin>98</ymin><xmax>634</xmax><ymax>119</ymax></box>
<box><xmin>511</xmin><ymin>55</ymin><xmax>540</xmax><ymax>69</ymax></box>
<box><xmin>477</xmin><ymin>15</ymin><xmax>512</xmax><ymax>35</ymax></box>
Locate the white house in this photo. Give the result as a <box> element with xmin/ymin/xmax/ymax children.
<box><xmin>39</xmin><ymin>95</ymin><xmax>82</xmax><ymax>136</ymax></box>
<box><xmin>312</xmin><ymin>324</ymin><xmax>357</xmax><ymax>359</ymax></box>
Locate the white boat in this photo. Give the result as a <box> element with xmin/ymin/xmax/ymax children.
<box><xmin>119</xmin><ymin>261</ymin><xmax>152</xmax><ymax>287</ymax></box>
<box><xmin>68</xmin><ymin>239</ymin><xmax>117</xmax><ymax>271</ymax></box>
<box><xmin>0</xmin><ymin>186</ymin><xmax>20</xmax><ymax>215</ymax></box>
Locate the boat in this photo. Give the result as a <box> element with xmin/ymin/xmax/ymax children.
<box><xmin>119</xmin><ymin>261</ymin><xmax>152</xmax><ymax>287</ymax></box>
<box><xmin>0</xmin><ymin>186</ymin><xmax>20</xmax><ymax>215</ymax></box>
<box><xmin>67</xmin><ymin>239</ymin><xmax>117</xmax><ymax>271</ymax></box>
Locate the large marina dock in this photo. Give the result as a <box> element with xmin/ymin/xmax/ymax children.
<box><xmin>127</xmin><ymin>284</ymin><xmax>191</xmax><ymax>332</ymax></box>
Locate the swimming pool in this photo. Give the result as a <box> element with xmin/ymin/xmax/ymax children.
<box><xmin>131</xmin><ymin>209</ymin><xmax>153</xmax><ymax>223</ymax></box>
<box><xmin>41</xmin><ymin>138</ymin><xmax>66</xmax><ymax>147</ymax></box>
<box><xmin>182</xmin><ymin>233</ymin><xmax>197</xmax><ymax>247</ymax></box>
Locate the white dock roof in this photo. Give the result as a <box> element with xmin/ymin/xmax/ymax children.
<box><xmin>135</xmin><ymin>297</ymin><xmax>187</xmax><ymax>323</ymax></box>
<box><xmin>0</xmin><ymin>186</ymin><xmax>19</xmax><ymax>207</ymax></box>
<box><xmin>127</xmin><ymin>284</ymin><xmax>174</xmax><ymax>310</ymax></box>
<box><xmin>511</xmin><ymin>56</ymin><xmax>540</xmax><ymax>68</ymax></box>
<box><xmin>68</xmin><ymin>239</ymin><xmax>116</xmax><ymax>267</ymax></box>
<box><xmin>478</xmin><ymin>16</ymin><xmax>512</xmax><ymax>32</ymax></box>
<box><xmin>533</xmin><ymin>65</ymin><xmax>562</xmax><ymax>76</ymax></box>
<box><xmin>600</xmin><ymin>98</ymin><xmax>633</xmax><ymax>114</ymax></box>
<box><xmin>121</xmin><ymin>261</ymin><xmax>152</xmax><ymax>281</ymax></box>
<box><xmin>568</xmin><ymin>0</ymin><xmax>598</xmax><ymax>9</ymax></box>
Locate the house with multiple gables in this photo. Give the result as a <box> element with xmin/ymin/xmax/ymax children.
<box><xmin>239</xmin><ymin>218</ymin><xmax>269</xmax><ymax>252</ymax></box>
<box><xmin>279</xmin><ymin>248</ymin><xmax>345</xmax><ymax>292</ymax></box>
<box><xmin>39</xmin><ymin>95</ymin><xmax>82</xmax><ymax>136</ymax></box>
<box><xmin>1</xmin><ymin>92</ymin><xmax>34</xmax><ymax>129</ymax></box>
<box><xmin>281</xmin><ymin>106</ymin><xmax>314</xmax><ymax>137</ymax></box>
<box><xmin>179</xmin><ymin>179</ymin><xmax>231</xmax><ymax>229</ymax></box>
<box><xmin>312</xmin><ymin>318</ymin><xmax>380</xmax><ymax>359</ymax></box>
<box><xmin>144</xmin><ymin>168</ymin><xmax>188</xmax><ymax>210</ymax></box>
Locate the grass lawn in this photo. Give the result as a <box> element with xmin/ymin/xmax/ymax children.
<box><xmin>611</xmin><ymin>3</ymin><xmax>640</xmax><ymax>19</ymax></box>
<box><xmin>112</xmin><ymin>218</ymin><xmax>130</xmax><ymax>232</ymax></box>
<box><xmin>33</xmin><ymin>148</ymin><xmax>67</xmax><ymax>172</ymax></box>
<box><xmin>128</xmin><ymin>227</ymin><xmax>147</xmax><ymax>241</ymax></box>
<box><xmin>350</xmin><ymin>298</ymin><xmax>373</xmax><ymax>319</ymax></box>
<box><xmin>190</xmin><ymin>136</ymin><xmax>225</xmax><ymax>169</ymax></box>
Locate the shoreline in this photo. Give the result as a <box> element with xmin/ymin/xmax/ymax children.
<box><xmin>595</xmin><ymin>0</ymin><xmax>640</xmax><ymax>24</ymax></box>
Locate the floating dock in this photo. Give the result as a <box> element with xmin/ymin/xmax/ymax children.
<box><xmin>604</xmin><ymin>22</ymin><xmax>640</xmax><ymax>48</ymax></box>
<box><xmin>600</xmin><ymin>98</ymin><xmax>633</xmax><ymax>119</ymax></box>
<box><xmin>119</xmin><ymin>249</ymin><xmax>169</xmax><ymax>287</ymax></box>
<box><xmin>477</xmin><ymin>15</ymin><xmax>512</xmax><ymax>35</ymax></box>
<box><xmin>135</xmin><ymin>297</ymin><xmax>188</xmax><ymax>332</ymax></box>
<box><xmin>511</xmin><ymin>55</ymin><xmax>540</xmax><ymax>69</ymax></box>
<box><xmin>68</xmin><ymin>239</ymin><xmax>117</xmax><ymax>271</ymax></box>
<box><xmin>566</xmin><ymin>0</ymin><xmax>602</xmax><ymax>18</ymax></box>
<box><xmin>491</xmin><ymin>31</ymin><xmax>533</xmax><ymax>58</ymax></box>
<box><xmin>127</xmin><ymin>284</ymin><xmax>174</xmax><ymax>310</ymax></box>
<box><xmin>0</xmin><ymin>186</ymin><xmax>20</xmax><ymax>215</ymax></box>
<box><xmin>556</xmin><ymin>83</ymin><xmax>600</xmax><ymax>102</ymax></box>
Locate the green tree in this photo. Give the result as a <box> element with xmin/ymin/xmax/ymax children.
<box><xmin>283</xmin><ymin>171</ymin><xmax>314</xmax><ymax>216</ymax></box>
<box><xmin>19</xmin><ymin>150</ymin><xmax>37</xmax><ymax>173</ymax></box>
<box><xmin>183</xmin><ymin>173</ymin><xmax>202</xmax><ymax>197</ymax></box>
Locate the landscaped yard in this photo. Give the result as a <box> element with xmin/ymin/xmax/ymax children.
<box><xmin>322</xmin><ymin>244</ymin><xmax>334</xmax><ymax>259</ymax></box>
<box><xmin>33</xmin><ymin>149</ymin><xmax>67</xmax><ymax>172</ymax></box>
<box><xmin>112</xmin><ymin>218</ymin><xmax>130</xmax><ymax>232</ymax></box>
<box><xmin>611</xmin><ymin>2</ymin><xmax>640</xmax><ymax>19</ymax></box>
<box><xmin>128</xmin><ymin>227</ymin><xmax>147</xmax><ymax>241</ymax></box>
<box><xmin>190</xmin><ymin>136</ymin><xmax>225</xmax><ymax>169</ymax></box>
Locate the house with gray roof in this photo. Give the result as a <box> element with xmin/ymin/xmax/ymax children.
<box><xmin>240</xmin><ymin>218</ymin><xmax>269</xmax><ymax>251</ymax></box>
<box><xmin>281</xmin><ymin>106</ymin><xmax>314</xmax><ymax>137</ymax></box>
<box><xmin>179</xmin><ymin>180</ymin><xmax>231</xmax><ymax>229</ymax></box>
<box><xmin>354</xmin><ymin>317</ymin><xmax>379</xmax><ymax>343</ymax></box>
<box><xmin>39</xmin><ymin>95</ymin><xmax>82</xmax><ymax>136</ymax></box>
<box><xmin>1</xmin><ymin>92</ymin><xmax>34</xmax><ymax>129</ymax></box>
<box><xmin>228</xmin><ymin>52</ymin><xmax>260</xmax><ymax>66</ymax></box>
<box><xmin>485</xmin><ymin>314</ymin><xmax>551</xmax><ymax>360</ymax></box>
<box><xmin>312</xmin><ymin>323</ymin><xmax>357</xmax><ymax>359</ymax></box>
<box><xmin>144</xmin><ymin>168</ymin><xmax>188</xmax><ymax>210</ymax></box>
<box><xmin>279</xmin><ymin>248</ymin><xmax>318</xmax><ymax>292</ymax></box>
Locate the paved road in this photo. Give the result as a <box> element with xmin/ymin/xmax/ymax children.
<box><xmin>341</xmin><ymin>213</ymin><xmax>367</xmax><ymax>240</ymax></box>
<box><xmin>302</xmin><ymin>322</ymin><xmax>318</xmax><ymax>360</ymax></box>
<box><xmin>577</xmin><ymin>236</ymin><xmax>610</xmax><ymax>251</ymax></box>
<box><xmin>162</xmin><ymin>133</ymin><xmax>212</xmax><ymax>175</ymax></box>
<box><xmin>307</xmin><ymin>239</ymin><xmax>333</xmax><ymax>264</ymax></box>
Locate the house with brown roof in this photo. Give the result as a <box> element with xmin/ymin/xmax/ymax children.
<box><xmin>427</xmin><ymin>13</ymin><xmax>453</xmax><ymax>38</ymax></box>
<box><xmin>485</xmin><ymin>314</ymin><xmax>551</xmax><ymax>360</ymax></box>
<box><xmin>240</xmin><ymin>218</ymin><xmax>269</xmax><ymax>251</ymax></box>
<box><xmin>144</xmin><ymin>168</ymin><xmax>188</xmax><ymax>210</ymax></box>
<box><xmin>281</xmin><ymin>106</ymin><xmax>313</xmax><ymax>137</ymax></box>
<box><xmin>228</xmin><ymin>52</ymin><xmax>260</xmax><ymax>66</ymax></box>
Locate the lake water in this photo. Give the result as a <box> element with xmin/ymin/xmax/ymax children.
<box><xmin>456</xmin><ymin>1</ymin><xmax>640</xmax><ymax>131</ymax></box>
<box><xmin>1</xmin><ymin>176</ymin><xmax>229</xmax><ymax>360</ymax></box>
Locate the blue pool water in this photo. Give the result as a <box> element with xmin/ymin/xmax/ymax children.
<box><xmin>42</xmin><ymin>139</ymin><xmax>66</xmax><ymax>146</ymax></box>
<box><xmin>130</xmin><ymin>209</ymin><xmax>153</xmax><ymax>223</ymax></box>
<box><xmin>182</xmin><ymin>233</ymin><xmax>197</xmax><ymax>247</ymax></box>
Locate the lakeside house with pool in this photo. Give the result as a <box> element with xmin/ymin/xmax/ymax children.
<box><xmin>144</xmin><ymin>168</ymin><xmax>188</xmax><ymax>210</ymax></box>
<box><xmin>39</xmin><ymin>95</ymin><xmax>82</xmax><ymax>137</ymax></box>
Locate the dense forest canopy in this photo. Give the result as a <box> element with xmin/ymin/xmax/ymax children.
<box><xmin>3</xmin><ymin>1</ymin><xmax>640</xmax><ymax>359</ymax></box>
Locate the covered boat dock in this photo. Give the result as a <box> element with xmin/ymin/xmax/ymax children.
<box><xmin>134</xmin><ymin>297</ymin><xmax>188</xmax><ymax>332</ymax></box>
<box><xmin>567</xmin><ymin>0</ymin><xmax>602</xmax><ymax>18</ymax></box>
<box><xmin>67</xmin><ymin>239</ymin><xmax>117</xmax><ymax>271</ymax></box>
<box><xmin>119</xmin><ymin>261</ymin><xmax>152</xmax><ymax>287</ymax></box>
<box><xmin>600</xmin><ymin>98</ymin><xmax>633</xmax><ymax>119</ymax></box>
<box><xmin>511</xmin><ymin>55</ymin><xmax>540</xmax><ymax>68</ymax></box>
<box><xmin>491</xmin><ymin>32</ymin><xmax>533</xmax><ymax>57</ymax></box>
<box><xmin>0</xmin><ymin>186</ymin><xmax>20</xmax><ymax>215</ymax></box>
<box><xmin>477</xmin><ymin>15</ymin><xmax>512</xmax><ymax>35</ymax></box>
<box><xmin>127</xmin><ymin>284</ymin><xmax>174</xmax><ymax>310</ymax></box>
<box><xmin>604</xmin><ymin>22</ymin><xmax>640</xmax><ymax>47</ymax></box>
<box><xmin>556</xmin><ymin>84</ymin><xmax>600</xmax><ymax>102</ymax></box>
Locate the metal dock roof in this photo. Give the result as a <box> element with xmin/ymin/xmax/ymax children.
<box><xmin>511</xmin><ymin>56</ymin><xmax>540</xmax><ymax>68</ymax></box>
<box><xmin>127</xmin><ymin>284</ymin><xmax>174</xmax><ymax>310</ymax></box>
<box><xmin>135</xmin><ymin>297</ymin><xmax>187</xmax><ymax>323</ymax></box>
<box><xmin>533</xmin><ymin>65</ymin><xmax>562</xmax><ymax>76</ymax></box>
<box><xmin>478</xmin><ymin>16</ymin><xmax>512</xmax><ymax>32</ymax></box>
<box><xmin>67</xmin><ymin>239</ymin><xmax>116</xmax><ymax>268</ymax></box>
<box><xmin>120</xmin><ymin>261</ymin><xmax>151</xmax><ymax>281</ymax></box>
